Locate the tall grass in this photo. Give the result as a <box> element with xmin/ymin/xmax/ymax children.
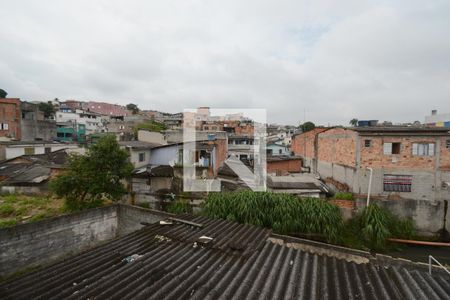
<box><xmin>351</xmin><ymin>203</ymin><xmax>416</xmax><ymax>250</ymax></box>
<box><xmin>202</xmin><ymin>191</ymin><xmax>344</xmax><ymax>243</ymax></box>
<box><xmin>167</xmin><ymin>200</ymin><xmax>192</xmax><ymax>215</ymax></box>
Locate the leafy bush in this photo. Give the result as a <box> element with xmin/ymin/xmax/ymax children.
<box><xmin>391</xmin><ymin>217</ymin><xmax>416</xmax><ymax>240</ymax></box>
<box><xmin>202</xmin><ymin>191</ymin><xmax>344</xmax><ymax>243</ymax></box>
<box><xmin>357</xmin><ymin>204</ymin><xmax>392</xmax><ymax>250</ymax></box>
<box><xmin>0</xmin><ymin>204</ymin><xmax>15</xmax><ymax>217</ymax></box>
<box><xmin>351</xmin><ymin>204</ymin><xmax>416</xmax><ymax>251</ymax></box>
<box><xmin>334</xmin><ymin>192</ymin><xmax>354</xmax><ymax>200</ymax></box>
<box><xmin>137</xmin><ymin>202</ymin><xmax>151</xmax><ymax>209</ymax></box>
<box><xmin>167</xmin><ymin>200</ymin><xmax>192</xmax><ymax>215</ymax></box>
<box><xmin>134</xmin><ymin>121</ymin><xmax>167</xmax><ymax>137</ymax></box>
<box><xmin>0</xmin><ymin>219</ymin><xmax>17</xmax><ymax>228</ymax></box>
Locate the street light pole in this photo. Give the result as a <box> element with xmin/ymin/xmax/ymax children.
<box><xmin>366</xmin><ymin>167</ymin><xmax>373</xmax><ymax>206</ymax></box>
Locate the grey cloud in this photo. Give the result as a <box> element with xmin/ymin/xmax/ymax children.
<box><xmin>0</xmin><ymin>1</ymin><xmax>449</xmax><ymax>125</ymax></box>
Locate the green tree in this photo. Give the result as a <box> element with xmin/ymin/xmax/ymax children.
<box><xmin>349</xmin><ymin>118</ymin><xmax>358</xmax><ymax>126</ymax></box>
<box><xmin>126</xmin><ymin>103</ymin><xmax>140</xmax><ymax>114</ymax></box>
<box><xmin>38</xmin><ymin>102</ymin><xmax>55</xmax><ymax>118</ymax></box>
<box><xmin>299</xmin><ymin>121</ymin><xmax>315</xmax><ymax>133</ymax></box>
<box><xmin>0</xmin><ymin>89</ymin><xmax>7</xmax><ymax>98</ymax></box>
<box><xmin>50</xmin><ymin>135</ymin><xmax>133</xmax><ymax>211</ymax></box>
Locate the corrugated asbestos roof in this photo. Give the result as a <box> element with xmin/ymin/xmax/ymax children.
<box><xmin>1</xmin><ymin>215</ymin><xmax>449</xmax><ymax>299</ymax></box>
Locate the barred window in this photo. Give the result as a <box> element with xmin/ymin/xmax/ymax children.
<box><xmin>383</xmin><ymin>174</ymin><xmax>412</xmax><ymax>192</ymax></box>
<box><xmin>412</xmin><ymin>143</ymin><xmax>435</xmax><ymax>156</ymax></box>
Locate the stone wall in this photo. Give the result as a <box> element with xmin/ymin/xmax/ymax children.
<box><xmin>0</xmin><ymin>205</ymin><xmax>117</xmax><ymax>278</ymax></box>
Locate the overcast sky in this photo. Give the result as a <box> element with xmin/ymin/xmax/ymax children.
<box><xmin>1</xmin><ymin>1</ymin><xmax>449</xmax><ymax>125</ymax></box>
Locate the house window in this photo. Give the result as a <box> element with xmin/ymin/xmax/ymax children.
<box><xmin>383</xmin><ymin>142</ymin><xmax>400</xmax><ymax>155</ymax></box>
<box><xmin>446</xmin><ymin>140</ymin><xmax>450</xmax><ymax>149</ymax></box>
<box><xmin>383</xmin><ymin>174</ymin><xmax>412</xmax><ymax>192</ymax></box>
<box><xmin>364</xmin><ymin>140</ymin><xmax>371</xmax><ymax>147</ymax></box>
<box><xmin>24</xmin><ymin>147</ymin><xmax>35</xmax><ymax>155</ymax></box>
<box><xmin>267</xmin><ymin>149</ymin><xmax>273</xmax><ymax>155</ymax></box>
<box><xmin>139</xmin><ymin>152</ymin><xmax>146</xmax><ymax>162</ymax></box>
<box><xmin>412</xmin><ymin>143</ymin><xmax>435</xmax><ymax>156</ymax></box>
<box><xmin>0</xmin><ymin>123</ymin><xmax>8</xmax><ymax>130</ymax></box>
<box><xmin>279</xmin><ymin>149</ymin><xmax>283</xmax><ymax>154</ymax></box>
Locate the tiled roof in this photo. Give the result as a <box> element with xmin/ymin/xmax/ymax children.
<box><xmin>1</xmin><ymin>215</ymin><xmax>449</xmax><ymax>299</ymax></box>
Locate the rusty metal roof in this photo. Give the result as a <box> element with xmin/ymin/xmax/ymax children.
<box><xmin>1</xmin><ymin>215</ymin><xmax>449</xmax><ymax>299</ymax></box>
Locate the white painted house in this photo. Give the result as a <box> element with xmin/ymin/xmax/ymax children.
<box><xmin>55</xmin><ymin>110</ymin><xmax>107</xmax><ymax>135</ymax></box>
<box><xmin>0</xmin><ymin>141</ymin><xmax>83</xmax><ymax>160</ymax></box>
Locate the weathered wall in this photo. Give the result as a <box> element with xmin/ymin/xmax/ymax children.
<box><xmin>267</xmin><ymin>159</ymin><xmax>302</xmax><ymax>174</ymax></box>
<box><xmin>318</xmin><ymin>128</ymin><xmax>358</xmax><ymax>167</ymax></box>
<box><xmin>360</xmin><ymin>136</ymin><xmax>440</xmax><ymax>169</ymax></box>
<box><xmin>0</xmin><ymin>185</ymin><xmax>48</xmax><ymax>195</ymax></box>
<box><xmin>0</xmin><ymin>98</ymin><xmax>21</xmax><ymax>140</ymax></box>
<box><xmin>20</xmin><ymin>120</ymin><xmax>56</xmax><ymax>141</ymax></box>
<box><xmin>117</xmin><ymin>204</ymin><xmax>172</xmax><ymax>236</ymax></box>
<box><xmin>318</xmin><ymin>160</ymin><xmax>358</xmax><ymax>192</ymax></box>
<box><xmin>355</xmin><ymin>199</ymin><xmax>448</xmax><ymax>236</ymax></box>
<box><xmin>356</xmin><ymin>168</ymin><xmax>450</xmax><ymax>201</ymax></box>
<box><xmin>150</xmin><ymin>144</ymin><xmax>180</xmax><ymax>165</ymax></box>
<box><xmin>291</xmin><ymin>128</ymin><xmax>328</xmax><ymax>159</ymax></box>
<box><xmin>137</xmin><ymin>130</ymin><xmax>166</xmax><ymax>145</ymax></box>
<box><xmin>0</xmin><ymin>204</ymin><xmax>173</xmax><ymax>279</ymax></box>
<box><xmin>0</xmin><ymin>206</ymin><xmax>117</xmax><ymax>278</ymax></box>
<box><xmin>439</xmin><ymin>136</ymin><xmax>450</xmax><ymax>170</ymax></box>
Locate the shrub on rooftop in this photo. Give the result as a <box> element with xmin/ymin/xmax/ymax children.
<box><xmin>202</xmin><ymin>191</ymin><xmax>344</xmax><ymax>243</ymax></box>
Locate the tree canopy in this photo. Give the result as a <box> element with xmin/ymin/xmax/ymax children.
<box><xmin>0</xmin><ymin>89</ymin><xmax>7</xmax><ymax>98</ymax></box>
<box><xmin>126</xmin><ymin>103</ymin><xmax>140</xmax><ymax>114</ymax></box>
<box><xmin>38</xmin><ymin>102</ymin><xmax>55</xmax><ymax>118</ymax></box>
<box><xmin>299</xmin><ymin>121</ymin><xmax>315</xmax><ymax>132</ymax></box>
<box><xmin>50</xmin><ymin>135</ymin><xmax>133</xmax><ymax>211</ymax></box>
<box><xmin>349</xmin><ymin>118</ymin><xmax>358</xmax><ymax>126</ymax></box>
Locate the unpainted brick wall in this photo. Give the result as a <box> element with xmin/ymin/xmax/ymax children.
<box><xmin>360</xmin><ymin>136</ymin><xmax>440</xmax><ymax>169</ymax></box>
<box><xmin>317</xmin><ymin>128</ymin><xmax>357</xmax><ymax>167</ymax></box>
<box><xmin>267</xmin><ymin>159</ymin><xmax>302</xmax><ymax>174</ymax></box>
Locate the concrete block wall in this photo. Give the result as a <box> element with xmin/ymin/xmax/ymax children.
<box><xmin>117</xmin><ymin>204</ymin><xmax>172</xmax><ymax>236</ymax></box>
<box><xmin>357</xmin><ymin>168</ymin><xmax>450</xmax><ymax>202</ymax></box>
<box><xmin>0</xmin><ymin>204</ymin><xmax>174</xmax><ymax>278</ymax></box>
<box><xmin>0</xmin><ymin>205</ymin><xmax>117</xmax><ymax>278</ymax></box>
<box><xmin>317</xmin><ymin>160</ymin><xmax>357</xmax><ymax>191</ymax></box>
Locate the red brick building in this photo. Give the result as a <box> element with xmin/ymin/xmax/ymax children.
<box><xmin>292</xmin><ymin>127</ymin><xmax>450</xmax><ymax>202</ymax></box>
<box><xmin>267</xmin><ymin>157</ymin><xmax>302</xmax><ymax>175</ymax></box>
<box><xmin>86</xmin><ymin>101</ymin><xmax>130</xmax><ymax>117</ymax></box>
<box><xmin>0</xmin><ymin>98</ymin><xmax>21</xmax><ymax>140</ymax></box>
